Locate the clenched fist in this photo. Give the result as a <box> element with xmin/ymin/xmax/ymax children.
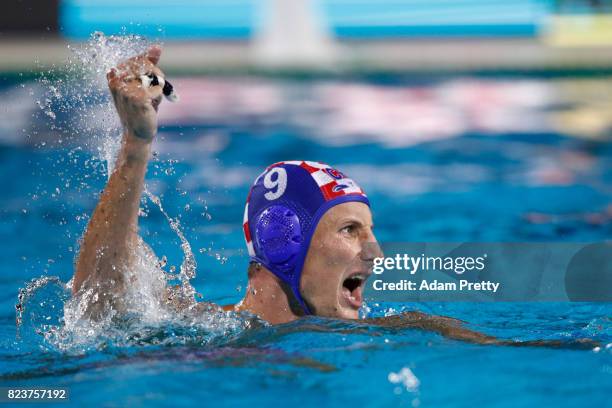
<box><xmin>107</xmin><ymin>46</ymin><xmax>165</xmax><ymax>141</ymax></box>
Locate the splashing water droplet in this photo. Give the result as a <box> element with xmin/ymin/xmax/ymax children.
<box><xmin>35</xmin><ymin>31</ymin><xmax>151</xmax><ymax>161</ymax></box>
<box><xmin>388</xmin><ymin>367</ymin><xmax>420</xmax><ymax>392</ymax></box>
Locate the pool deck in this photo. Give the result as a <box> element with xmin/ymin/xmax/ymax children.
<box><xmin>3</xmin><ymin>36</ymin><xmax>612</xmax><ymax>74</ymax></box>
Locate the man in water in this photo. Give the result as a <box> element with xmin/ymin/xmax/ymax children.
<box><xmin>71</xmin><ymin>47</ymin><xmax>592</xmax><ymax>347</ymax></box>
<box><xmin>73</xmin><ymin>45</ymin><xmax>387</xmax><ymax>324</ymax></box>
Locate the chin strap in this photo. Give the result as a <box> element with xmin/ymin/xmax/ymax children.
<box><xmin>291</xmin><ymin>284</ymin><xmax>312</xmax><ymax>316</ymax></box>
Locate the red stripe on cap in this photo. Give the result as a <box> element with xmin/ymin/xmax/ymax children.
<box><xmin>243</xmin><ymin>221</ymin><xmax>251</xmax><ymax>243</ymax></box>
<box><xmin>320</xmin><ymin>181</ymin><xmax>345</xmax><ymax>200</ymax></box>
<box><xmin>300</xmin><ymin>161</ymin><xmax>321</xmax><ymax>174</ymax></box>
<box><xmin>319</xmin><ymin>182</ymin><xmax>366</xmax><ymax>201</ymax></box>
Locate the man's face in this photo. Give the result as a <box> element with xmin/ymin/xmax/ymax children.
<box><xmin>300</xmin><ymin>202</ymin><xmax>380</xmax><ymax>319</ymax></box>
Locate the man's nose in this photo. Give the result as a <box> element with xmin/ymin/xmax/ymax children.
<box><xmin>360</xmin><ymin>235</ymin><xmax>383</xmax><ymax>262</ymax></box>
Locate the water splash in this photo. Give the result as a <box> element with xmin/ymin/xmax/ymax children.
<box><xmin>388</xmin><ymin>367</ymin><xmax>420</xmax><ymax>392</ymax></box>
<box><xmin>35</xmin><ymin>31</ymin><xmax>150</xmax><ymax>168</ymax></box>
<box><xmin>145</xmin><ymin>187</ymin><xmax>198</xmax><ymax>301</ymax></box>
<box><xmin>17</xmin><ymin>32</ymin><xmax>248</xmax><ymax>352</ymax></box>
<box><xmin>388</xmin><ymin>366</ymin><xmax>421</xmax><ymax>406</ymax></box>
<box><xmin>16</xmin><ymin>237</ymin><xmax>248</xmax><ymax>353</ymax></box>
<box><xmin>16</xmin><ymin>276</ymin><xmax>69</xmax><ymax>328</ymax></box>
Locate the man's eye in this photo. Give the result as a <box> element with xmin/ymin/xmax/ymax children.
<box><xmin>340</xmin><ymin>225</ymin><xmax>355</xmax><ymax>234</ymax></box>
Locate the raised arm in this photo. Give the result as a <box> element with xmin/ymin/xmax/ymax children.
<box><xmin>73</xmin><ymin>47</ymin><xmax>165</xmax><ymax>298</ymax></box>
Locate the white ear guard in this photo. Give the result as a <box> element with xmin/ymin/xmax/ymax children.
<box><xmin>140</xmin><ymin>73</ymin><xmax>179</xmax><ymax>102</ymax></box>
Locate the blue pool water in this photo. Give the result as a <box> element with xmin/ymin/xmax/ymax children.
<box><xmin>0</xmin><ymin>62</ymin><xmax>611</xmax><ymax>405</ymax></box>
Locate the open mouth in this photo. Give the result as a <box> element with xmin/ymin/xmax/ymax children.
<box><xmin>341</xmin><ymin>273</ymin><xmax>368</xmax><ymax>309</ymax></box>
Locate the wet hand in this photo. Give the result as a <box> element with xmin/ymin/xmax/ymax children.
<box><xmin>107</xmin><ymin>46</ymin><xmax>165</xmax><ymax>141</ymax></box>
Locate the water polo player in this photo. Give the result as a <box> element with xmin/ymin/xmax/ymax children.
<box><xmin>69</xmin><ymin>47</ymin><xmax>599</xmax><ymax>348</ymax></box>
<box><xmin>72</xmin><ymin>46</ymin><xmax>382</xmax><ymax>324</ymax></box>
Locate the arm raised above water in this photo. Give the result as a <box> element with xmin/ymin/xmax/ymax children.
<box><xmin>72</xmin><ymin>47</ymin><xmax>165</xmax><ymax>299</ymax></box>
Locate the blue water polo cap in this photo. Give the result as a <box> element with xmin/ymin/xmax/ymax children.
<box><xmin>243</xmin><ymin>161</ymin><xmax>369</xmax><ymax>314</ymax></box>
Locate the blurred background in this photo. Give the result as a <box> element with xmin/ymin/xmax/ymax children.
<box><xmin>4</xmin><ymin>0</ymin><xmax>612</xmax><ymax>73</ymax></box>
<box><xmin>1</xmin><ymin>4</ymin><xmax>611</xmax><ymax>406</ymax></box>
<box><xmin>0</xmin><ymin>0</ymin><xmax>610</xmax><ymax>303</ymax></box>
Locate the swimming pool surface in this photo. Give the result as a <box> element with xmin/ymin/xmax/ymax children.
<box><xmin>0</xmin><ymin>66</ymin><xmax>611</xmax><ymax>406</ymax></box>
